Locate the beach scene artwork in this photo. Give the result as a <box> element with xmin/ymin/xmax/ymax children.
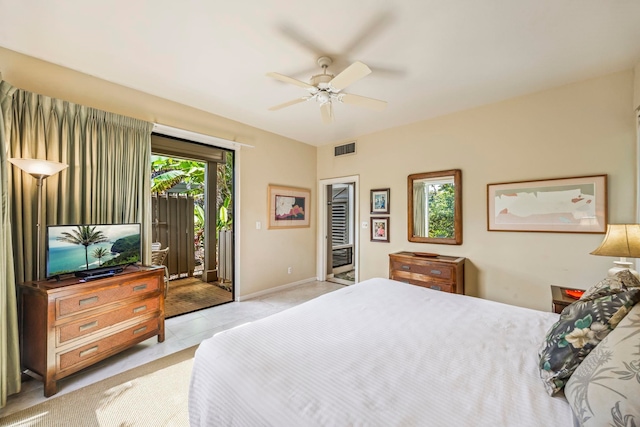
<box><xmin>46</xmin><ymin>224</ymin><xmax>141</xmax><ymax>277</ymax></box>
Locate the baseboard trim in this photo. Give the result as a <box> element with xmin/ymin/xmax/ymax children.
<box><xmin>238</xmin><ymin>277</ymin><xmax>317</xmax><ymax>301</ymax></box>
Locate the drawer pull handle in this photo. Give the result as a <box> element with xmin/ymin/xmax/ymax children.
<box><xmin>79</xmin><ymin>296</ymin><xmax>98</xmax><ymax>306</ymax></box>
<box><xmin>133</xmin><ymin>326</ymin><xmax>147</xmax><ymax>335</ymax></box>
<box><xmin>401</xmin><ymin>265</ymin><xmax>411</xmax><ymax>270</ymax></box>
<box><xmin>430</xmin><ymin>285</ymin><xmax>442</xmax><ymax>291</ymax></box>
<box><xmin>133</xmin><ymin>284</ymin><xmax>147</xmax><ymax>292</ymax></box>
<box><xmin>430</xmin><ymin>269</ymin><xmax>442</xmax><ymax>275</ymax></box>
<box><xmin>133</xmin><ymin>305</ymin><xmax>147</xmax><ymax>313</ymax></box>
<box><xmin>79</xmin><ymin>321</ymin><xmax>98</xmax><ymax>331</ymax></box>
<box><xmin>79</xmin><ymin>346</ymin><xmax>98</xmax><ymax>357</ymax></box>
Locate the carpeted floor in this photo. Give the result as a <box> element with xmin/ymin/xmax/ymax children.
<box><xmin>0</xmin><ymin>346</ymin><xmax>197</xmax><ymax>426</ymax></box>
<box><xmin>165</xmin><ymin>276</ymin><xmax>233</xmax><ymax>318</ymax></box>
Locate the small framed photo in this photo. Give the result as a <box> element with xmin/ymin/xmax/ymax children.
<box><xmin>370</xmin><ymin>188</ymin><xmax>390</xmax><ymax>214</ymax></box>
<box><xmin>267</xmin><ymin>185</ymin><xmax>311</xmax><ymax>229</ymax></box>
<box><xmin>370</xmin><ymin>217</ymin><xmax>389</xmax><ymax>242</ymax></box>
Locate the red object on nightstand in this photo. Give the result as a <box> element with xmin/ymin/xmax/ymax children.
<box><xmin>564</xmin><ymin>289</ymin><xmax>585</xmax><ymax>299</ymax></box>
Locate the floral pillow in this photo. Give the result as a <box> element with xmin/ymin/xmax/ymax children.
<box><xmin>564</xmin><ymin>302</ymin><xmax>640</xmax><ymax>426</ymax></box>
<box><xmin>538</xmin><ymin>282</ymin><xmax>640</xmax><ymax>395</ymax></box>
<box><xmin>580</xmin><ymin>270</ymin><xmax>640</xmax><ymax>300</ymax></box>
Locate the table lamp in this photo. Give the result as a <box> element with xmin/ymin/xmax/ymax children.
<box><xmin>8</xmin><ymin>158</ymin><xmax>68</xmax><ymax>280</ymax></box>
<box><xmin>590</xmin><ymin>224</ymin><xmax>640</xmax><ymax>279</ymax></box>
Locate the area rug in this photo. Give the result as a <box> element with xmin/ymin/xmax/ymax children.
<box><xmin>165</xmin><ymin>276</ymin><xmax>233</xmax><ymax>318</ymax></box>
<box><xmin>0</xmin><ymin>346</ymin><xmax>197</xmax><ymax>426</ymax></box>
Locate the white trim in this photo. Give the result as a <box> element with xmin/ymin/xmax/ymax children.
<box><xmin>233</xmin><ymin>148</ymin><xmax>242</xmax><ymax>301</ymax></box>
<box><xmin>152</xmin><ymin>123</ymin><xmax>254</xmax><ymax>150</ymax></box>
<box><xmin>238</xmin><ymin>277</ymin><xmax>317</xmax><ymax>301</ymax></box>
<box><xmin>317</xmin><ymin>175</ymin><xmax>360</xmax><ymax>283</ymax></box>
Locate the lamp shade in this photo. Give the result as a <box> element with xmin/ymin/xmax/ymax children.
<box><xmin>590</xmin><ymin>224</ymin><xmax>640</xmax><ymax>258</ymax></box>
<box><xmin>8</xmin><ymin>158</ymin><xmax>68</xmax><ymax>178</ymax></box>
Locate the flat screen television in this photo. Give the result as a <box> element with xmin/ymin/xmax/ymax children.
<box><xmin>46</xmin><ymin>223</ymin><xmax>141</xmax><ymax>279</ymax></box>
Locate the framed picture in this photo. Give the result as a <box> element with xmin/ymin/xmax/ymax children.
<box><xmin>370</xmin><ymin>217</ymin><xmax>390</xmax><ymax>242</ymax></box>
<box><xmin>370</xmin><ymin>188</ymin><xmax>390</xmax><ymax>214</ymax></box>
<box><xmin>268</xmin><ymin>185</ymin><xmax>311</xmax><ymax>229</ymax></box>
<box><xmin>487</xmin><ymin>175</ymin><xmax>607</xmax><ymax>233</ymax></box>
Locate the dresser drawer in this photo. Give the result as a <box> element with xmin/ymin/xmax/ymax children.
<box><xmin>389</xmin><ymin>252</ymin><xmax>465</xmax><ymax>295</ymax></box>
<box><xmin>390</xmin><ymin>272</ymin><xmax>454</xmax><ymax>292</ymax></box>
<box><xmin>56</xmin><ymin>275</ymin><xmax>161</xmax><ymax>318</ymax></box>
<box><xmin>57</xmin><ymin>317</ymin><xmax>160</xmax><ymax>372</ymax></box>
<box><xmin>57</xmin><ymin>297</ymin><xmax>160</xmax><ymax>345</ymax></box>
<box><xmin>390</xmin><ymin>260</ymin><xmax>454</xmax><ymax>280</ymax></box>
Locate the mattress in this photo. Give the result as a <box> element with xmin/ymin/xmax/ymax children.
<box><xmin>189</xmin><ymin>278</ymin><xmax>575</xmax><ymax>426</ymax></box>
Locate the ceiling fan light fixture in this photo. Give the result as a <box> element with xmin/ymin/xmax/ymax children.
<box><xmin>267</xmin><ymin>56</ymin><xmax>386</xmax><ymax>122</ymax></box>
<box><xmin>316</xmin><ymin>91</ymin><xmax>331</xmax><ymax>104</ymax></box>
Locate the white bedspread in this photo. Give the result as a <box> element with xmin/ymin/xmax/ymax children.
<box><xmin>189</xmin><ymin>278</ymin><xmax>574</xmax><ymax>426</ymax></box>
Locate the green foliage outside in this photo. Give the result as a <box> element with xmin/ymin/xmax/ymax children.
<box><xmin>151</xmin><ymin>154</ymin><xmax>233</xmax><ymax>251</ymax></box>
<box><xmin>427</xmin><ymin>184</ymin><xmax>455</xmax><ymax>238</ymax></box>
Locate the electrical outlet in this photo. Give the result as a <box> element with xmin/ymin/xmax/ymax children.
<box><xmin>287</xmin><ymin>267</ymin><xmax>292</xmax><ymax>274</ymax></box>
<box><xmin>256</xmin><ymin>221</ymin><xmax>261</xmax><ymax>230</ymax></box>
<box><xmin>362</xmin><ymin>221</ymin><xmax>368</xmax><ymax>229</ymax></box>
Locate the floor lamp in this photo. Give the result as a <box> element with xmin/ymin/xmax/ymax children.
<box><xmin>8</xmin><ymin>158</ymin><xmax>68</xmax><ymax>280</ymax></box>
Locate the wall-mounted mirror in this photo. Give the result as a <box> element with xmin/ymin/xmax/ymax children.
<box><xmin>408</xmin><ymin>169</ymin><xmax>462</xmax><ymax>245</ymax></box>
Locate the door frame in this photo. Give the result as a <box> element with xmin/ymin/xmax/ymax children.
<box><xmin>317</xmin><ymin>175</ymin><xmax>359</xmax><ymax>282</ymax></box>
<box><xmin>151</xmin><ymin>124</ymin><xmax>242</xmax><ymax>300</ymax></box>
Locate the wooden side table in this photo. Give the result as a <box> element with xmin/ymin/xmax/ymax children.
<box><xmin>550</xmin><ymin>285</ymin><xmax>583</xmax><ymax>314</ymax></box>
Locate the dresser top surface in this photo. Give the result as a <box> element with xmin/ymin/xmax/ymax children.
<box><xmin>390</xmin><ymin>251</ymin><xmax>465</xmax><ymax>264</ymax></box>
<box><xmin>20</xmin><ymin>266</ymin><xmax>163</xmax><ymax>292</ymax></box>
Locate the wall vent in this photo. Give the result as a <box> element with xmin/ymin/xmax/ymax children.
<box><xmin>334</xmin><ymin>141</ymin><xmax>356</xmax><ymax>157</ymax></box>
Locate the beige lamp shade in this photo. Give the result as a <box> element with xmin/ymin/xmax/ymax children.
<box><xmin>7</xmin><ymin>158</ymin><xmax>68</xmax><ymax>178</ymax></box>
<box><xmin>590</xmin><ymin>224</ymin><xmax>640</xmax><ymax>258</ymax></box>
<box><xmin>591</xmin><ymin>224</ymin><xmax>640</xmax><ymax>279</ymax></box>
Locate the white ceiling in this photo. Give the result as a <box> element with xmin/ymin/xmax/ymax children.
<box><xmin>1</xmin><ymin>1</ymin><xmax>639</xmax><ymax>146</ymax></box>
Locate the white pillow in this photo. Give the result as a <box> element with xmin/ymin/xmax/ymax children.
<box><xmin>564</xmin><ymin>302</ymin><xmax>640</xmax><ymax>426</ymax></box>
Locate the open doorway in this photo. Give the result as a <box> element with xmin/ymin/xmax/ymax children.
<box><xmin>318</xmin><ymin>176</ymin><xmax>359</xmax><ymax>285</ymax></box>
<box><xmin>151</xmin><ymin>134</ymin><xmax>234</xmax><ymax>318</ymax></box>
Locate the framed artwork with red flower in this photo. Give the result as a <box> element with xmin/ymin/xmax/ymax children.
<box><xmin>268</xmin><ymin>185</ymin><xmax>311</xmax><ymax>229</ymax></box>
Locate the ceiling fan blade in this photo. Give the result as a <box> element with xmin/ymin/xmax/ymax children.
<box><xmin>266</xmin><ymin>72</ymin><xmax>316</xmax><ymax>91</ymax></box>
<box><xmin>268</xmin><ymin>97</ymin><xmax>309</xmax><ymax>111</ymax></box>
<box><xmin>320</xmin><ymin>102</ymin><xmax>333</xmax><ymax>124</ymax></box>
<box><xmin>339</xmin><ymin>93</ymin><xmax>387</xmax><ymax>111</ymax></box>
<box><xmin>329</xmin><ymin>61</ymin><xmax>372</xmax><ymax>91</ymax></box>
<box><xmin>341</xmin><ymin>12</ymin><xmax>394</xmax><ymax>57</ymax></box>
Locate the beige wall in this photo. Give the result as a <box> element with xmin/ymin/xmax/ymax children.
<box><xmin>318</xmin><ymin>70</ymin><xmax>637</xmax><ymax>311</ymax></box>
<box><xmin>0</xmin><ymin>47</ymin><xmax>317</xmax><ymax>297</ymax></box>
<box><xmin>2</xmin><ymin>46</ymin><xmax>637</xmax><ymax>310</ymax></box>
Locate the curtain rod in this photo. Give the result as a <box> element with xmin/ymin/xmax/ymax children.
<box><xmin>152</xmin><ymin>123</ymin><xmax>254</xmax><ymax>150</ymax></box>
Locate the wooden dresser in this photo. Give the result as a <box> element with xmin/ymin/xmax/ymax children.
<box><xmin>19</xmin><ymin>267</ymin><xmax>165</xmax><ymax>397</ymax></box>
<box><xmin>389</xmin><ymin>252</ymin><xmax>465</xmax><ymax>294</ymax></box>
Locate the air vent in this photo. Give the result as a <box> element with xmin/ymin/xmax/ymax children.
<box><xmin>334</xmin><ymin>142</ymin><xmax>356</xmax><ymax>157</ymax></box>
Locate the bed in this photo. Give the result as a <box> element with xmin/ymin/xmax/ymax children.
<box><xmin>189</xmin><ymin>278</ymin><xmax>576</xmax><ymax>426</ymax></box>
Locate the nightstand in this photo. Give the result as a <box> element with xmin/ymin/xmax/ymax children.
<box><xmin>550</xmin><ymin>285</ymin><xmax>583</xmax><ymax>314</ymax></box>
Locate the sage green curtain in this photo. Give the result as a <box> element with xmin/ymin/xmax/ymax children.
<box><xmin>0</xmin><ymin>81</ymin><xmax>20</xmax><ymax>408</ymax></box>
<box><xmin>413</xmin><ymin>181</ymin><xmax>426</xmax><ymax>236</ymax></box>
<box><xmin>7</xmin><ymin>89</ymin><xmax>153</xmax><ymax>284</ymax></box>
<box><xmin>1</xmin><ymin>81</ymin><xmax>153</xmax><ymax>406</ymax></box>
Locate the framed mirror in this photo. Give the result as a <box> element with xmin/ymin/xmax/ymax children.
<box><xmin>408</xmin><ymin>169</ymin><xmax>462</xmax><ymax>245</ymax></box>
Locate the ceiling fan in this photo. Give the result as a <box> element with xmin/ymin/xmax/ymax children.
<box><xmin>267</xmin><ymin>56</ymin><xmax>387</xmax><ymax>124</ymax></box>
